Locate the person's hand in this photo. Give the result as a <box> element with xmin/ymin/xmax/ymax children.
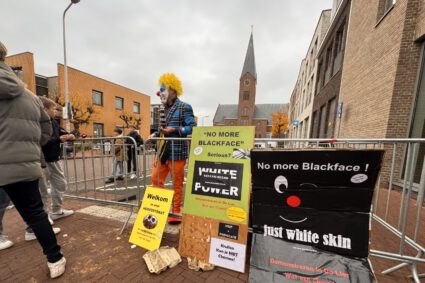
<box><xmin>59</xmin><ymin>135</ymin><xmax>68</xmax><ymax>142</ymax></box>
<box><xmin>161</xmin><ymin>127</ymin><xmax>176</xmax><ymax>135</ymax></box>
<box><xmin>68</xmin><ymin>134</ymin><xmax>75</xmax><ymax>141</ymax></box>
<box><xmin>148</xmin><ymin>133</ymin><xmax>156</xmax><ymax>140</ymax></box>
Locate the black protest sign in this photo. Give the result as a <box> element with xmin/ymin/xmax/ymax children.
<box><xmin>248</xmin><ymin>234</ymin><xmax>376</xmax><ymax>283</ymax></box>
<box><xmin>251</xmin><ymin>150</ymin><xmax>384</xmax><ymax>212</ymax></box>
<box><xmin>191</xmin><ymin>161</ymin><xmax>243</xmax><ymax>200</ymax></box>
<box><xmin>251</xmin><ymin>150</ymin><xmax>384</xmax><ymax>190</ymax></box>
<box><xmin>218</xmin><ymin>223</ymin><xmax>239</xmax><ymax>240</ymax></box>
<box><xmin>252</xmin><ymin>205</ymin><xmax>370</xmax><ymax>257</ymax></box>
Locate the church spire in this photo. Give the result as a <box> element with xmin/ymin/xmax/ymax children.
<box><xmin>240</xmin><ymin>29</ymin><xmax>257</xmax><ymax>80</ymax></box>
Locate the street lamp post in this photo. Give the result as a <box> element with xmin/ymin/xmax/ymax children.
<box><xmin>63</xmin><ymin>0</ymin><xmax>80</xmax><ymax>132</ymax></box>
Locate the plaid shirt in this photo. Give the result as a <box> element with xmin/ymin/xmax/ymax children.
<box><xmin>155</xmin><ymin>98</ymin><xmax>196</xmax><ymax>160</ymax></box>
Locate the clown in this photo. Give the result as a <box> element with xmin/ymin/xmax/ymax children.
<box><xmin>150</xmin><ymin>73</ymin><xmax>196</xmax><ymax>223</ymax></box>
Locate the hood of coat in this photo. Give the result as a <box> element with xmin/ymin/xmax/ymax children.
<box><xmin>0</xmin><ymin>61</ymin><xmax>25</xmax><ymax>100</ymax></box>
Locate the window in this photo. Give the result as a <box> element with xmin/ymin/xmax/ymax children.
<box><xmin>319</xmin><ymin>104</ymin><xmax>328</xmax><ymax>138</ymax></box>
<box><xmin>316</xmin><ymin>60</ymin><xmax>323</xmax><ymax>95</ymax></box>
<box><xmin>133</xmin><ymin>101</ymin><xmax>140</xmax><ymax>114</ymax></box>
<box><xmin>377</xmin><ymin>0</ymin><xmax>396</xmax><ymax>22</ymax></box>
<box><xmin>92</xmin><ymin>90</ymin><xmax>103</xmax><ymax>106</ymax></box>
<box><xmin>11</xmin><ymin>67</ymin><xmax>24</xmax><ymax>81</ymax></box>
<box><xmin>326</xmin><ymin>97</ymin><xmax>337</xmax><ymax>138</ymax></box>
<box><xmin>243</xmin><ymin>91</ymin><xmax>249</xmax><ymax>100</ymax></box>
<box><xmin>93</xmin><ymin>123</ymin><xmax>104</xmax><ymax>137</ymax></box>
<box><xmin>115</xmin><ymin>97</ymin><xmax>124</xmax><ymax>110</ymax></box>
<box><xmin>256</xmin><ymin>122</ymin><xmax>260</xmax><ymax>130</ymax></box>
<box><xmin>242</xmin><ymin>107</ymin><xmax>248</xmax><ymax>116</ymax></box>
<box><xmin>244</xmin><ymin>79</ymin><xmax>250</xmax><ymax>86</ymax></box>
<box><xmin>333</xmin><ymin>21</ymin><xmax>346</xmax><ymax>74</ymax></box>
<box><xmin>324</xmin><ymin>43</ymin><xmax>332</xmax><ymax>84</ymax></box>
<box><xmin>384</xmin><ymin>0</ymin><xmax>396</xmax><ymax>14</ymax></box>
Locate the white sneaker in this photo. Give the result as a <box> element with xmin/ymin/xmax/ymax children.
<box><xmin>48</xmin><ymin>215</ymin><xmax>54</xmax><ymax>225</ymax></box>
<box><xmin>0</xmin><ymin>235</ymin><xmax>13</xmax><ymax>250</ymax></box>
<box><xmin>48</xmin><ymin>257</ymin><xmax>66</xmax><ymax>279</ymax></box>
<box><xmin>130</xmin><ymin>173</ymin><xmax>137</xmax><ymax>180</ymax></box>
<box><xmin>25</xmin><ymin>227</ymin><xmax>61</xmax><ymax>241</ymax></box>
<box><xmin>50</xmin><ymin>209</ymin><xmax>74</xmax><ymax>221</ymax></box>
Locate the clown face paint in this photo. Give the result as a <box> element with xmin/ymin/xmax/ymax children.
<box><xmin>159</xmin><ymin>84</ymin><xmax>169</xmax><ymax>105</ymax></box>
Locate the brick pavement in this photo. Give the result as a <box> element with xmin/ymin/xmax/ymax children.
<box><xmin>0</xmin><ymin>191</ymin><xmax>424</xmax><ymax>282</ymax></box>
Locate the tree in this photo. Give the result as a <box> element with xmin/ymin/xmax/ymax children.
<box><xmin>49</xmin><ymin>89</ymin><xmax>98</xmax><ymax>137</ymax></box>
<box><xmin>118</xmin><ymin>111</ymin><xmax>142</xmax><ymax>129</ymax></box>
<box><xmin>271</xmin><ymin>112</ymin><xmax>289</xmax><ymax>138</ymax></box>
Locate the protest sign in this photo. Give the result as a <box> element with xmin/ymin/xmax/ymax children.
<box><xmin>179</xmin><ymin>126</ymin><xmax>254</xmax><ymax>273</ymax></box>
<box><xmin>251</xmin><ymin>149</ymin><xmax>384</xmax><ymax>276</ymax></box>
<box><xmin>249</xmin><ymin>234</ymin><xmax>376</xmax><ymax>283</ymax></box>
<box><xmin>129</xmin><ymin>186</ymin><xmax>174</xmax><ymax>251</ymax></box>
<box><xmin>183</xmin><ymin>126</ymin><xmax>254</xmax><ymax>223</ymax></box>
<box><xmin>251</xmin><ymin>150</ymin><xmax>384</xmax><ymax>211</ymax></box>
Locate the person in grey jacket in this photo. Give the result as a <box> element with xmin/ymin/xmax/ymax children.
<box><xmin>0</xmin><ymin>41</ymin><xmax>66</xmax><ymax>279</ymax></box>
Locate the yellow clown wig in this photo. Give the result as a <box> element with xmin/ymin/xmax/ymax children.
<box><xmin>158</xmin><ymin>73</ymin><xmax>183</xmax><ymax>97</ymax></box>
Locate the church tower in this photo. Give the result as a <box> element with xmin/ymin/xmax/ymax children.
<box><xmin>238</xmin><ymin>30</ymin><xmax>257</xmax><ymax>126</ymax></box>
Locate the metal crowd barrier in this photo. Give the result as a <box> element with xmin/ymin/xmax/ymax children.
<box><xmin>61</xmin><ymin>136</ymin><xmax>147</xmax><ymax>233</ymax></box>
<box><xmin>60</xmin><ymin>136</ymin><xmax>425</xmax><ymax>281</ymax></box>
<box><xmin>254</xmin><ymin>138</ymin><xmax>425</xmax><ymax>282</ymax></box>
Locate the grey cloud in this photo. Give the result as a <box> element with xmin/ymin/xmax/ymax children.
<box><xmin>1</xmin><ymin>0</ymin><xmax>331</xmax><ymax>125</ymax></box>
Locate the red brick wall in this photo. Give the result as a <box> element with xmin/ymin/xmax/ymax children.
<box><xmin>57</xmin><ymin>64</ymin><xmax>151</xmax><ymax>139</ymax></box>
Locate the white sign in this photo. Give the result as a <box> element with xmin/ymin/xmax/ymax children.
<box><xmin>209</xmin><ymin>237</ymin><xmax>246</xmax><ymax>273</ymax></box>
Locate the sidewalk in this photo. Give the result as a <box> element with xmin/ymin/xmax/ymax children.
<box><xmin>0</xmin><ymin>192</ymin><xmax>424</xmax><ymax>282</ymax></box>
<box><xmin>0</xmin><ymin>200</ymin><xmax>248</xmax><ymax>283</ymax></box>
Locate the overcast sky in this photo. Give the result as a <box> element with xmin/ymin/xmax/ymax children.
<box><xmin>1</xmin><ymin>0</ymin><xmax>331</xmax><ymax>125</ymax></box>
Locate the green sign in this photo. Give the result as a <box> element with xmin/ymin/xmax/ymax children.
<box><xmin>183</xmin><ymin>126</ymin><xmax>255</xmax><ymax>224</ymax></box>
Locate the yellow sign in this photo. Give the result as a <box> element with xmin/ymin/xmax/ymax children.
<box><xmin>129</xmin><ymin>186</ymin><xmax>174</xmax><ymax>251</ymax></box>
<box><xmin>226</xmin><ymin>207</ymin><xmax>247</xmax><ymax>222</ymax></box>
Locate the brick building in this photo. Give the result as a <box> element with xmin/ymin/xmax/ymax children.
<box><xmin>5</xmin><ymin>52</ymin><xmax>150</xmax><ymax>139</ymax></box>
<box><xmin>288</xmin><ymin>10</ymin><xmax>331</xmax><ymax>139</ymax></box>
<box><xmin>310</xmin><ymin>0</ymin><xmax>350</xmax><ymax>139</ymax></box>
<box><xmin>288</xmin><ymin>0</ymin><xmax>425</xmax><ymax>186</ymax></box>
<box><xmin>337</xmin><ymin>0</ymin><xmax>425</xmax><ymax>185</ymax></box>
<box><xmin>213</xmin><ymin>32</ymin><xmax>288</xmax><ymax>138</ymax></box>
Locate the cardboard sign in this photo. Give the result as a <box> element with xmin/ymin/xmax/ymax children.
<box><xmin>250</xmin><ymin>149</ymin><xmax>384</xmax><ymax>257</ymax></box>
<box><xmin>252</xmin><ymin>205</ymin><xmax>370</xmax><ymax>257</ymax></box>
<box><xmin>209</xmin><ymin>237</ymin><xmax>246</xmax><ymax>273</ymax></box>
<box><xmin>184</xmin><ymin>126</ymin><xmax>254</xmax><ymax>223</ymax></box>
<box><xmin>249</xmin><ymin>234</ymin><xmax>376</xmax><ymax>283</ymax></box>
<box><xmin>179</xmin><ymin>126</ymin><xmax>254</xmax><ymax>272</ymax></box>
<box><xmin>129</xmin><ymin>186</ymin><xmax>174</xmax><ymax>251</ymax></box>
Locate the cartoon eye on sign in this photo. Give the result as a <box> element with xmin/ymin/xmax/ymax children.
<box><xmin>143</xmin><ymin>214</ymin><xmax>158</xmax><ymax>229</ymax></box>
<box><xmin>274</xmin><ymin>176</ymin><xmax>288</xmax><ymax>193</ymax></box>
